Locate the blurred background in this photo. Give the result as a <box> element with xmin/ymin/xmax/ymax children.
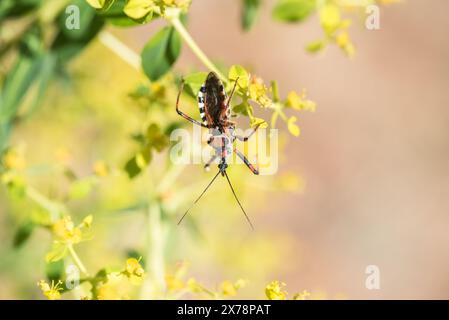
<box><xmin>1</xmin><ymin>0</ymin><xmax>449</xmax><ymax>299</ymax></box>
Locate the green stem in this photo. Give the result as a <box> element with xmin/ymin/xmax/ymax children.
<box><xmin>25</xmin><ymin>186</ymin><xmax>66</xmax><ymax>220</ymax></box>
<box><xmin>140</xmin><ymin>201</ymin><xmax>166</xmax><ymax>299</ymax></box>
<box><xmin>167</xmin><ymin>15</ymin><xmax>226</xmax><ymax>82</ymax></box>
<box><xmin>68</xmin><ymin>244</ymin><xmax>88</xmax><ymax>276</ymax></box>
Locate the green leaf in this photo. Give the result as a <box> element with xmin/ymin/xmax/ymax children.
<box><xmin>99</xmin><ymin>0</ymin><xmax>144</xmax><ymax>26</ymax></box>
<box><xmin>46</xmin><ymin>260</ymin><xmax>65</xmax><ymax>282</ymax></box>
<box><xmin>183</xmin><ymin>72</ymin><xmax>208</xmax><ymax>97</ymax></box>
<box><xmin>306</xmin><ymin>39</ymin><xmax>326</xmax><ymax>53</ymax></box>
<box><xmin>233</xmin><ymin>101</ymin><xmax>252</xmax><ymax>116</ymax></box>
<box><xmin>146</xmin><ymin>124</ymin><xmax>169</xmax><ymax>152</ymax></box>
<box><xmin>0</xmin><ymin>53</ymin><xmax>42</xmax><ymax>150</ymax></box>
<box><xmin>125</xmin><ymin>155</ymin><xmax>144</xmax><ymax>179</ymax></box>
<box><xmin>23</xmin><ymin>54</ymin><xmax>57</xmax><ymax>117</ymax></box>
<box><xmin>141</xmin><ymin>26</ymin><xmax>181</xmax><ymax>81</ymax></box>
<box><xmin>46</xmin><ymin>242</ymin><xmax>68</xmax><ymax>263</ymax></box>
<box><xmin>272</xmin><ymin>0</ymin><xmax>315</xmax><ymax>23</ymax></box>
<box><xmin>13</xmin><ymin>221</ymin><xmax>35</xmax><ymax>248</ymax></box>
<box><xmin>0</xmin><ymin>0</ymin><xmax>40</xmax><ymax>21</ymax></box>
<box><xmin>228</xmin><ymin>65</ymin><xmax>250</xmax><ymax>90</ymax></box>
<box><xmin>52</xmin><ymin>0</ymin><xmax>104</xmax><ymax>62</ymax></box>
<box><xmin>68</xmin><ymin>177</ymin><xmax>96</xmax><ymax>200</ymax></box>
<box><xmin>242</xmin><ymin>0</ymin><xmax>261</xmax><ymax>31</ymax></box>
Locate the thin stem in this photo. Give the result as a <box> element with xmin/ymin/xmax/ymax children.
<box><xmin>68</xmin><ymin>244</ymin><xmax>88</xmax><ymax>276</ymax></box>
<box><xmin>140</xmin><ymin>202</ymin><xmax>166</xmax><ymax>299</ymax></box>
<box><xmin>99</xmin><ymin>31</ymin><xmax>141</xmax><ymax>71</ymax></box>
<box><xmin>25</xmin><ymin>186</ymin><xmax>66</xmax><ymax>220</ymax></box>
<box><xmin>168</xmin><ymin>16</ymin><xmax>226</xmax><ymax>82</ymax></box>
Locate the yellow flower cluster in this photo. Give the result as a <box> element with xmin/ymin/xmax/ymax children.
<box><xmin>37</xmin><ymin>280</ymin><xmax>63</xmax><ymax>300</ymax></box>
<box><xmin>165</xmin><ymin>261</ymin><xmax>247</xmax><ymax>299</ymax></box>
<box><xmin>265</xmin><ymin>281</ymin><xmax>288</xmax><ymax>300</ymax></box>
<box><xmin>319</xmin><ymin>3</ymin><xmax>355</xmax><ymax>57</ymax></box>
<box><xmin>265</xmin><ymin>281</ymin><xmax>310</xmax><ymax>300</ymax></box>
<box><xmin>52</xmin><ymin>215</ymin><xmax>92</xmax><ymax>245</ymax></box>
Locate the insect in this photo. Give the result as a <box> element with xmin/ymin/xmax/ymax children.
<box><xmin>176</xmin><ymin>72</ymin><xmax>261</xmax><ymax>230</ymax></box>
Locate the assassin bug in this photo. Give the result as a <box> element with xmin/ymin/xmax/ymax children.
<box><xmin>176</xmin><ymin>72</ymin><xmax>261</xmax><ymax>230</ymax></box>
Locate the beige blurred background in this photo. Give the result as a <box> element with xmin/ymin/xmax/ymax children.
<box><xmin>124</xmin><ymin>0</ymin><xmax>448</xmax><ymax>299</ymax></box>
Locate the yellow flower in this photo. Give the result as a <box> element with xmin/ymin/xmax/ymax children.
<box><xmin>336</xmin><ymin>32</ymin><xmax>355</xmax><ymax>57</ymax></box>
<box><xmin>2</xmin><ymin>148</ymin><xmax>26</xmax><ymax>170</ymax></box>
<box><xmin>265</xmin><ymin>281</ymin><xmax>287</xmax><ymax>300</ymax></box>
<box><xmin>249</xmin><ymin>77</ymin><xmax>272</xmax><ymax>108</ymax></box>
<box><xmin>81</xmin><ymin>215</ymin><xmax>93</xmax><ymax>228</ymax></box>
<box><xmin>293</xmin><ymin>290</ymin><xmax>311</xmax><ymax>300</ymax></box>
<box><xmin>125</xmin><ymin>258</ymin><xmax>145</xmax><ymax>278</ymax></box>
<box><xmin>93</xmin><ymin>160</ymin><xmax>109</xmax><ymax>177</ymax></box>
<box><xmin>52</xmin><ymin>216</ymin><xmax>82</xmax><ymax>244</ymax></box>
<box><xmin>221</xmin><ymin>279</ymin><xmax>247</xmax><ymax>297</ymax></box>
<box><xmin>165</xmin><ymin>274</ymin><xmax>185</xmax><ymax>291</ymax></box>
<box><xmin>285</xmin><ymin>91</ymin><xmax>316</xmax><ymax>112</ymax></box>
<box><xmin>320</xmin><ymin>3</ymin><xmax>341</xmax><ymax>35</ymax></box>
<box><xmin>186</xmin><ymin>278</ymin><xmax>203</xmax><ymax>293</ymax></box>
<box><xmin>96</xmin><ymin>273</ymin><xmax>130</xmax><ymax>300</ymax></box>
<box><xmin>165</xmin><ymin>261</ymin><xmax>189</xmax><ymax>291</ymax></box>
<box><xmin>221</xmin><ymin>281</ymin><xmax>237</xmax><ymax>296</ymax></box>
<box><xmin>37</xmin><ymin>280</ymin><xmax>63</xmax><ymax>300</ymax></box>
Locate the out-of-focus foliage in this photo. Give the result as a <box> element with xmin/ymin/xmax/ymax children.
<box><xmin>240</xmin><ymin>0</ymin><xmax>400</xmax><ymax>56</ymax></box>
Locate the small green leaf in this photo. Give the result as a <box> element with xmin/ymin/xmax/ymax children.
<box><xmin>141</xmin><ymin>26</ymin><xmax>181</xmax><ymax>81</ymax></box>
<box><xmin>241</xmin><ymin>0</ymin><xmax>261</xmax><ymax>31</ymax></box>
<box><xmin>272</xmin><ymin>0</ymin><xmax>315</xmax><ymax>23</ymax></box>
<box><xmin>124</xmin><ymin>152</ymin><xmax>152</xmax><ymax>179</ymax></box>
<box><xmin>46</xmin><ymin>260</ymin><xmax>65</xmax><ymax>282</ymax></box>
<box><xmin>13</xmin><ymin>221</ymin><xmax>35</xmax><ymax>248</ymax></box>
<box><xmin>99</xmin><ymin>0</ymin><xmax>143</xmax><ymax>26</ymax></box>
<box><xmin>68</xmin><ymin>177</ymin><xmax>96</xmax><ymax>200</ymax></box>
<box><xmin>306</xmin><ymin>39</ymin><xmax>326</xmax><ymax>53</ymax></box>
<box><xmin>228</xmin><ymin>65</ymin><xmax>250</xmax><ymax>90</ymax></box>
<box><xmin>233</xmin><ymin>101</ymin><xmax>252</xmax><ymax>116</ymax></box>
<box><xmin>46</xmin><ymin>242</ymin><xmax>68</xmax><ymax>263</ymax></box>
<box><xmin>183</xmin><ymin>72</ymin><xmax>208</xmax><ymax>96</ymax></box>
<box><xmin>146</xmin><ymin>124</ymin><xmax>169</xmax><ymax>152</ymax></box>
<box><xmin>287</xmin><ymin>116</ymin><xmax>301</xmax><ymax>136</ymax></box>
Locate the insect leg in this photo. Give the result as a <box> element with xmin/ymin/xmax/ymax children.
<box><xmin>225</xmin><ymin>76</ymin><xmax>239</xmax><ymax>108</ymax></box>
<box><xmin>176</xmin><ymin>80</ymin><xmax>209</xmax><ymax>128</ymax></box>
<box><xmin>234</xmin><ymin>147</ymin><xmax>259</xmax><ymax>175</ymax></box>
<box><xmin>204</xmin><ymin>154</ymin><xmax>218</xmax><ymax>171</ymax></box>
<box><xmin>234</xmin><ymin>123</ymin><xmax>261</xmax><ymax>142</ymax></box>
<box><xmin>177</xmin><ymin>170</ymin><xmax>221</xmax><ymax>226</ymax></box>
<box><xmin>223</xmin><ymin>171</ymin><xmax>254</xmax><ymax>230</ymax></box>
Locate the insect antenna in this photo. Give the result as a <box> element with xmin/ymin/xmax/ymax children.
<box><xmin>224</xmin><ymin>171</ymin><xmax>255</xmax><ymax>230</ymax></box>
<box><xmin>177</xmin><ymin>170</ymin><xmax>221</xmax><ymax>226</ymax></box>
